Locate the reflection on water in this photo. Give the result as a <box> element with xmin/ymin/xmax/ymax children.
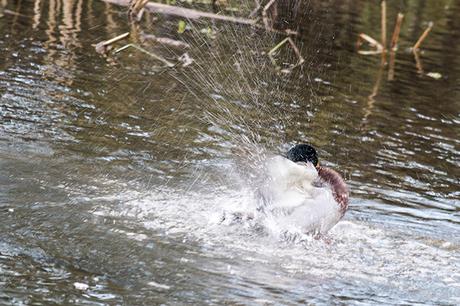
<box><xmin>1</xmin><ymin>0</ymin><xmax>459</xmax><ymax>304</ymax></box>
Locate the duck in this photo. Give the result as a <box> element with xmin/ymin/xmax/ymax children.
<box><xmin>258</xmin><ymin>144</ymin><xmax>349</xmax><ymax>235</ymax></box>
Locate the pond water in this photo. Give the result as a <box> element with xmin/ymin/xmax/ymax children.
<box><xmin>1</xmin><ymin>0</ymin><xmax>459</xmax><ymax>304</ymax></box>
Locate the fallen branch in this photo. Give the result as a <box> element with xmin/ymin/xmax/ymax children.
<box><xmin>412</xmin><ymin>22</ymin><xmax>433</xmax><ymax>51</ymax></box>
<box><xmin>102</xmin><ymin>0</ymin><xmax>256</xmax><ymax>25</ymax></box>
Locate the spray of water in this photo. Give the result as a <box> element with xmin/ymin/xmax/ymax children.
<box><xmin>104</xmin><ymin>5</ymin><xmax>341</xmax><ymax>241</ymax></box>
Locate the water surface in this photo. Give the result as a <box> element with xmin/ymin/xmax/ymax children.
<box><xmin>1</xmin><ymin>0</ymin><xmax>459</xmax><ymax>304</ymax></box>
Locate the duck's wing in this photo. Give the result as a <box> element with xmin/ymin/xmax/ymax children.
<box><xmin>317</xmin><ymin>166</ymin><xmax>349</xmax><ymax>215</ymax></box>
<box><xmin>265</xmin><ymin>156</ymin><xmax>318</xmax><ymax>187</ymax></box>
<box><xmin>257</xmin><ymin>156</ymin><xmax>319</xmax><ymax>210</ymax></box>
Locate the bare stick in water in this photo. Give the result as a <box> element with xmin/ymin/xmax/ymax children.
<box><xmin>262</xmin><ymin>0</ymin><xmax>277</xmax><ymax>30</ymax></box>
<box><xmin>102</xmin><ymin>0</ymin><xmax>256</xmax><ymax>25</ymax></box>
<box><xmin>268</xmin><ymin>37</ymin><xmax>304</xmax><ymax>70</ymax></box>
<box><xmin>388</xmin><ymin>13</ymin><xmax>404</xmax><ymax>80</ymax></box>
<box><xmin>114</xmin><ymin>43</ymin><xmax>175</xmax><ymax>67</ymax></box>
<box><xmin>94</xmin><ymin>32</ymin><xmax>130</xmax><ymax>54</ymax></box>
<box><xmin>381</xmin><ymin>0</ymin><xmax>387</xmax><ymax>63</ymax></box>
<box><xmin>413</xmin><ymin>22</ymin><xmax>434</xmax><ymax>52</ymax></box>
<box><xmin>357</xmin><ymin>33</ymin><xmax>383</xmax><ymax>54</ymax></box>
<box><xmin>390</xmin><ymin>13</ymin><xmax>404</xmax><ymax>51</ymax></box>
<box><xmin>413</xmin><ymin>50</ymin><xmax>424</xmax><ymax>74</ymax></box>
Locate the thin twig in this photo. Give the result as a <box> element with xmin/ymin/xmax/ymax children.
<box><xmin>268</xmin><ymin>37</ymin><xmax>289</xmax><ymax>54</ymax></box>
<box><xmin>413</xmin><ymin>22</ymin><xmax>434</xmax><ymax>51</ymax></box>
<box><xmin>390</xmin><ymin>13</ymin><xmax>404</xmax><ymax>51</ymax></box>
<box><xmin>381</xmin><ymin>0</ymin><xmax>386</xmax><ymax>49</ymax></box>
<box><xmin>262</xmin><ymin>0</ymin><xmax>277</xmax><ymax>30</ymax></box>
<box><xmin>357</xmin><ymin>33</ymin><xmax>383</xmax><ymax>54</ymax></box>
<box><xmin>114</xmin><ymin>43</ymin><xmax>175</xmax><ymax>67</ymax></box>
<box><xmin>413</xmin><ymin>50</ymin><xmax>423</xmax><ymax>74</ymax></box>
<box><xmin>268</xmin><ymin>37</ymin><xmax>304</xmax><ymax>70</ymax></box>
<box><xmin>388</xmin><ymin>13</ymin><xmax>404</xmax><ymax>81</ymax></box>
<box><xmin>94</xmin><ymin>32</ymin><xmax>130</xmax><ymax>54</ymax></box>
<box><xmin>381</xmin><ymin>0</ymin><xmax>387</xmax><ymax>63</ymax></box>
<box><xmin>103</xmin><ymin>32</ymin><xmax>130</xmax><ymax>46</ymax></box>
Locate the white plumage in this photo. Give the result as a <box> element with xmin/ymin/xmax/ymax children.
<box><xmin>259</xmin><ymin>156</ymin><xmax>342</xmax><ymax>235</ymax></box>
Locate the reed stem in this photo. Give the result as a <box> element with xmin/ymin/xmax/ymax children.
<box><xmin>390</xmin><ymin>13</ymin><xmax>404</xmax><ymax>51</ymax></box>
<box><xmin>381</xmin><ymin>0</ymin><xmax>387</xmax><ymax>63</ymax></box>
<box><xmin>413</xmin><ymin>22</ymin><xmax>434</xmax><ymax>51</ymax></box>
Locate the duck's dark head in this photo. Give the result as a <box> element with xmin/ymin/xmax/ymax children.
<box><xmin>286</xmin><ymin>144</ymin><xmax>319</xmax><ymax>168</ymax></box>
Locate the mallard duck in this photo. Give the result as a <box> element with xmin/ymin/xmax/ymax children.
<box><xmin>259</xmin><ymin>144</ymin><xmax>349</xmax><ymax>235</ymax></box>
